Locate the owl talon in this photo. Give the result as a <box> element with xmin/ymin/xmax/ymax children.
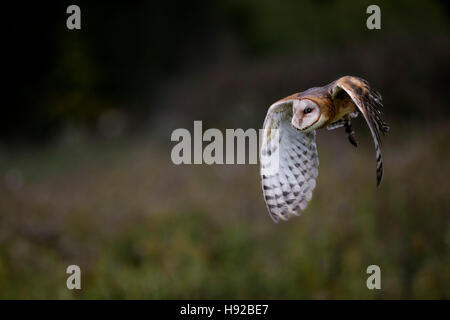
<box><xmin>344</xmin><ymin>119</ymin><xmax>358</xmax><ymax>147</ymax></box>
<box><xmin>348</xmin><ymin>133</ymin><xmax>358</xmax><ymax>147</ymax></box>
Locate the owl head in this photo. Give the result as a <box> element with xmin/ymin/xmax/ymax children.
<box><xmin>291</xmin><ymin>99</ymin><xmax>327</xmax><ymax>132</ymax></box>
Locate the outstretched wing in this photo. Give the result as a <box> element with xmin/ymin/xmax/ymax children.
<box><xmin>332</xmin><ymin>76</ymin><xmax>389</xmax><ymax>186</ymax></box>
<box><xmin>260</xmin><ymin>100</ymin><xmax>319</xmax><ymax>222</ymax></box>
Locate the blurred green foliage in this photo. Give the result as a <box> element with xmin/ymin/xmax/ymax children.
<box><xmin>0</xmin><ymin>123</ymin><xmax>449</xmax><ymax>299</ymax></box>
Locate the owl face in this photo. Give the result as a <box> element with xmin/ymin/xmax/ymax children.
<box><xmin>291</xmin><ymin>99</ymin><xmax>325</xmax><ymax>132</ymax></box>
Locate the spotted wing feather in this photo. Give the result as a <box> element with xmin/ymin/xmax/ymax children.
<box><xmin>260</xmin><ymin>100</ymin><xmax>319</xmax><ymax>222</ymax></box>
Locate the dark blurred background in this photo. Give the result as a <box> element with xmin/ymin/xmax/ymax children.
<box><xmin>0</xmin><ymin>0</ymin><xmax>449</xmax><ymax>299</ymax></box>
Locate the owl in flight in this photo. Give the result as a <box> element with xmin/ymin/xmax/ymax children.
<box><xmin>260</xmin><ymin>76</ymin><xmax>389</xmax><ymax>222</ymax></box>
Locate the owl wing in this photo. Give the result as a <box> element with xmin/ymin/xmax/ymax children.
<box><xmin>260</xmin><ymin>100</ymin><xmax>319</xmax><ymax>222</ymax></box>
<box><xmin>332</xmin><ymin>76</ymin><xmax>389</xmax><ymax>186</ymax></box>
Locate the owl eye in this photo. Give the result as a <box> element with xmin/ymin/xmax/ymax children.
<box><xmin>304</xmin><ymin>107</ymin><xmax>313</xmax><ymax>114</ymax></box>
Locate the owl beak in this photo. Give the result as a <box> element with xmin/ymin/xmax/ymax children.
<box><xmin>292</xmin><ymin>114</ymin><xmax>304</xmax><ymax>131</ymax></box>
<box><xmin>292</xmin><ymin>100</ymin><xmax>305</xmax><ymax>129</ymax></box>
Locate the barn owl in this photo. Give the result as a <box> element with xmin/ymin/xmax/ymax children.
<box><xmin>260</xmin><ymin>76</ymin><xmax>389</xmax><ymax>222</ymax></box>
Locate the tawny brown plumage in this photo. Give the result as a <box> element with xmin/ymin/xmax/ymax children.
<box><xmin>260</xmin><ymin>76</ymin><xmax>389</xmax><ymax>222</ymax></box>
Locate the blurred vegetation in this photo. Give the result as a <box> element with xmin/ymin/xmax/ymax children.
<box><xmin>1</xmin><ymin>0</ymin><xmax>449</xmax><ymax>299</ymax></box>
<box><xmin>3</xmin><ymin>0</ymin><xmax>449</xmax><ymax>141</ymax></box>
<box><xmin>0</xmin><ymin>123</ymin><xmax>449</xmax><ymax>299</ymax></box>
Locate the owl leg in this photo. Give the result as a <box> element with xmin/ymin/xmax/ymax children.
<box><xmin>344</xmin><ymin>118</ymin><xmax>358</xmax><ymax>147</ymax></box>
